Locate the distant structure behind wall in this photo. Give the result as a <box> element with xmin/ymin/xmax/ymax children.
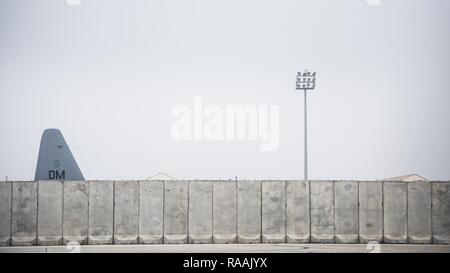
<box><xmin>381</xmin><ymin>174</ymin><xmax>429</xmax><ymax>182</ymax></box>
<box><xmin>146</xmin><ymin>172</ymin><xmax>176</xmax><ymax>181</ymax></box>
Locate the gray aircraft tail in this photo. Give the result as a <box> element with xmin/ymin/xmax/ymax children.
<box><xmin>34</xmin><ymin>128</ymin><xmax>85</xmax><ymax>181</ymax></box>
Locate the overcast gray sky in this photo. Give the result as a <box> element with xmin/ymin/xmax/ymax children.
<box><xmin>1</xmin><ymin>0</ymin><xmax>449</xmax><ymax>181</ymax></box>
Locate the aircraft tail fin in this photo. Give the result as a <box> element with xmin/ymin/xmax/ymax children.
<box><xmin>34</xmin><ymin>128</ymin><xmax>84</xmax><ymax>181</ymax></box>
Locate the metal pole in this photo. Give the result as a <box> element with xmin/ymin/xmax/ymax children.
<box><xmin>304</xmin><ymin>89</ymin><xmax>308</xmax><ymax>183</ymax></box>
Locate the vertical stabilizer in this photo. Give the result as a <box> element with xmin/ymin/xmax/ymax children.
<box><xmin>34</xmin><ymin>129</ymin><xmax>84</xmax><ymax>181</ymax></box>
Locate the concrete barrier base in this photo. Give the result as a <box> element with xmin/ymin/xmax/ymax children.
<box><xmin>335</xmin><ymin>235</ymin><xmax>358</xmax><ymax>244</ymax></box>
<box><xmin>138</xmin><ymin>235</ymin><xmax>163</xmax><ymax>244</ymax></box>
<box><xmin>262</xmin><ymin>235</ymin><xmax>286</xmax><ymax>244</ymax></box>
<box><xmin>238</xmin><ymin>235</ymin><xmax>261</xmax><ymax>244</ymax></box>
<box><xmin>188</xmin><ymin>235</ymin><xmax>212</xmax><ymax>244</ymax></box>
<box><xmin>0</xmin><ymin>237</ymin><xmax>10</xmax><ymax>246</ymax></box>
<box><xmin>383</xmin><ymin>236</ymin><xmax>407</xmax><ymax>244</ymax></box>
<box><xmin>286</xmin><ymin>235</ymin><xmax>310</xmax><ymax>243</ymax></box>
<box><xmin>114</xmin><ymin>236</ymin><xmax>138</xmax><ymax>245</ymax></box>
<box><xmin>88</xmin><ymin>236</ymin><xmax>113</xmax><ymax>245</ymax></box>
<box><xmin>408</xmin><ymin>236</ymin><xmax>432</xmax><ymax>244</ymax></box>
<box><xmin>62</xmin><ymin>236</ymin><xmax>87</xmax><ymax>245</ymax></box>
<box><xmin>37</xmin><ymin>236</ymin><xmax>62</xmax><ymax>246</ymax></box>
<box><xmin>213</xmin><ymin>235</ymin><xmax>237</xmax><ymax>244</ymax></box>
<box><xmin>164</xmin><ymin>235</ymin><xmax>188</xmax><ymax>244</ymax></box>
<box><xmin>11</xmin><ymin>237</ymin><xmax>36</xmax><ymax>246</ymax></box>
<box><xmin>311</xmin><ymin>235</ymin><xmax>334</xmax><ymax>244</ymax></box>
<box><xmin>433</xmin><ymin>235</ymin><xmax>450</xmax><ymax>245</ymax></box>
<box><xmin>359</xmin><ymin>235</ymin><xmax>382</xmax><ymax>243</ymax></box>
<box><xmin>2</xmin><ymin>244</ymin><xmax>450</xmax><ymax>253</ymax></box>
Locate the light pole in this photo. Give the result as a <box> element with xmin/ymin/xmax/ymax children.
<box><xmin>296</xmin><ymin>70</ymin><xmax>316</xmax><ymax>183</ymax></box>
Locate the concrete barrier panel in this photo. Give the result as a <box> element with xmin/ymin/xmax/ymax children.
<box><xmin>432</xmin><ymin>182</ymin><xmax>450</xmax><ymax>244</ymax></box>
<box><xmin>88</xmin><ymin>181</ymin><xmax>113</xmax><ymax>245</ymax></box>
<box><xmin>359</xmin><ymin>182</ymin><xmax>383</xmax><ymax>243</ymax></box>
<box><xmin>37</xmin><ymin>181</ymin><xmax>62</xmax><ymax>245</ymax></box>
<box><xmin>408</xmin><ymin>182</ymin><xmax>431</xmax><ymax>244</ymax></box>
<box><xmin>11</xmin><ymin>182</ymin><xmax>37</xmax><ymax>246</ymax></box>
<box><xmin>334</xmin><ymin>181</ymin><xmax>358</xmax><ymax>243</ymax></box>
<box><xmin>139</xmin><ymin>181</ymin><xmax>163</xmax><ymax>244</ymax></box>
<box><xmin>0</xmin><ymin>182</ymin><xmax>11</xmax><ymax>246</ymax></box>
<box><xmin>359</xmin><ymin>181</ymin><xmax>383</xmax><ymax>243</ymax></box>
<box><xmin>310</xmin><ymin>181</ymin><xmax>335</xmax><ymax>243</ymax></box>
<box><xmin>63</xmin><ymin>181</ymin><xmax>88</xmax><ymax>245</ymax></box>
<box><xmin>237</xmin><ymin>181</ymin><xmax>261</xmax><ymax>243</ymax></box>
<box><xmin>213</xmin><ymin>182</ymin><xmax>237</xmax><ymax>243</ymax></box>
<box><xmin>189</xmin><ymin>181</ymin><xmax>213</xmax><ymax>244</ymax></box>
<box><xmin>262</xmin><ymin>181</ymin><xmax>285</xmax><ymax>243</ymax></box>
<box><xmin>383</xmin><ymin>182</ymin><xmax>407</xmax><ymax>243</ymax></box>
<box><xmin>164</xmin><ymin>181</ymin><xmax>188</xmax><ymax>244</ymax></box>
<box><xmin>114</xmin><ymin>181</ymin><xmax>139</xmax><ymax>244</ymax></box>
<box><xmin>285</xmin><ymin>181</ymin><xmax>310</xmax><ymax>243</ymax></box>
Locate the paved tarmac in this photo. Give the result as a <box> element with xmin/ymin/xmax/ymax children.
<box><xmin>0</xmin><ymin>244</ymin><xmax>449</xmax><ymax>253</ymax></box>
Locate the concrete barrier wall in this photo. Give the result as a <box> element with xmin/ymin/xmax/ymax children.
<box><xmin>407</xmin><ymin>182</ymin><xmax>431</xmax><ymax>244</ymax></box>
<box><xmin>37</xmin><ymin>181</ymin><xmax>63</xmax><ymax>245</ymax></box>
<box><xmin>138</xmin><ymin>181</ymin><xmax>163</xmax><ymax>244</ymax></box>
<box><xmin>335</xmin><ymin>181</ymin><xmax>358</xmax><ymax>243</ymax></box>
<box><xmin>188</xmin><ymin>181</ymin><xmax>212</xmax><ymax>243</ymax></box>
<box><xmin>285</xmin><ymin>181</ymin><xmax>310</xmax><ymax>243</ymax></box>
<box><xmin>237</xmin><ymin>181</ymin><xmax>261</xmax><ymax>243</ymax></box>
<box><xmin>262</xmin><ymin>181</ymin><xmax>285</xmax><ymax>243</ymax></box>
<box><xmin>310</xmin><ymin>181</ymin><xmax>335</xmax><ymax>243</ymax></box>
<box><xmin>212</xmin><ymin>182</ymin><xmax>237</xmax><ymax>243</ymax></box>
<box><xmin>359</xmin><ymin>181</ymin><xmax>383</xmax><ymax>243</ymax></box>
<box><xmin>383</xmin><ymin>182</ymin><xmax>407</xmax><ymax>243</ymax></box>
<box><xmin>114</xmin><ymin>181</ymin><xmax>139</xmax><ymax>244</ymax></box>
<box><xmin>0</xmin><ymin>180</ymin><xmax>449</xmax><ymax>245</ymax></box>
<box><xmin>88</xmin><ymin>181</ymin><xmax>114</xmax><ymax>245</ymax></box>
<box><xmin>0</xmin><ymin>182</ymin><xmax>11</xmax><ymax>246</ymax></box>
<box><xmin>432</xmin><ymin>182</ymin><xmax>450</xmax><ymax>244</ymax></box>
<box><xmin>163</xmin><ymin>181</ymin><xmax>188</xmax><ymax>244</ymax></box>
<box><xmin>11</xmin><ymin>182</ymin><xmax>37</xmax><ymax>246</ymax></box>
<box><xmin>63</xmin><ymin>181</ymin><xmax>88</xmax><ymax>244</ymax></box>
